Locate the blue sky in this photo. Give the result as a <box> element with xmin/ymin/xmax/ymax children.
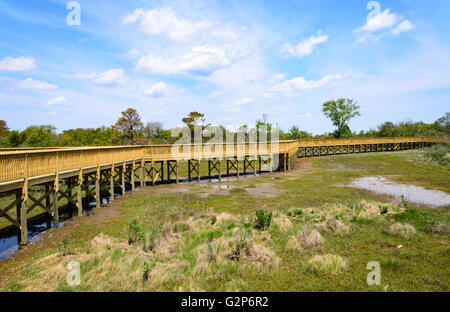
<box><xmin>0</xmin><ymin>0</ymin><xmax>449</xmax><ymax>134</ymax></box>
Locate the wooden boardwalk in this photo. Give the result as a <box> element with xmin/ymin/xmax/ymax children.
<box><xmin>0</xmin><ymin>137</ymin><xmax>447</xmax><ymax>244</ymax></box>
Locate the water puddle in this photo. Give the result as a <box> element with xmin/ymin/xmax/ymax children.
<box><xmin>351</xmin><ymin>176</ymin><xmax>450</xmax><ymax>207</ymax></box>
<box><xmin>211</xmin><ymin>185</ymin><xmax>231</xmax><ymax>190</ymax></box>
<box><xmin>0</xmin><ymin>219</ymin><xmax>63</xmax><ymax>261</ymax></box>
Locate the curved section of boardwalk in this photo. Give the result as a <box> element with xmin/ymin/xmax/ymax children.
<box><xmin>0</xmin><ymin>137</ymin><xmax>447</xmax><ymax>244</ymax></box>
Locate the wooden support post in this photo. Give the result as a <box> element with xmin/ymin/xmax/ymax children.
<box><xmin>96</xmin><ymin>165</ymin><xmax>101</xmax><ymax>208</ymax></box>
<box><xmin>176</xmin><ymin>161</ymin><xmax>179</xmax><ymax>184</ymax></box>
<box><xmin>151</xmin><ymin>161</ymin><xmax>156</xmax><ymax>186</ymax></box>
<box><xmin>53</xmin><ymin>153</ymin><xmax>59</xmax><ymax>228</ymax></box>
<box><xmin>198</xmin><ymin>160</ymin><xmax>201</xmax><ymax>183</ymax></box>
<box><xmin>284</xmin><ymin>154</ymin><xmax>287</xmax><ymax>172</ymax></box>
<box><xmin>140</xmin><ymin>159</ymin><xmax>145</xmax><ymax>187</ymax></box>
<box><xmin>253</xmin><ymin>159</ymin><xmax>256</xmax><ymax>176</ymax></box>
<box><xmin>110</xmin><ymin>163</ymin><xmax>115</xmax><ymax>202</ymax></box>
<box><xmin>53</xmin><ymin>183</ymin><xmax>59</xmax><ymax>229</ymax></box>
<box><xmin>16</xmin><ymin>188</ymin><xmax>27</xmax><ymax>245</ymax></box>
<box><xmin>188</xmin><ymin>160</ymin><xmax>191</xmax><ymax>182</ymax></box>
<box><xmin>122</xmin><ymin>161</ymin><xmax>126</xmax><ymax>195</ymax></box>
<box><xmin>131</xmin><ymin>159</ymin><xmax>136</xmax><ymax>191</ymax></box>
<box><xmin>77</xmin><ymin>169</ymin><xmax>83</xmax><ymax>217</ymax></box>
<box><xmin>219</xmin><ymin>160</ymin><xmax>222</xmax><ymax>182</ymax></box>
<box><xmin>237</xmin><ymin>159</ymin><xmax>240</xmax><ymax>179</ymax></box>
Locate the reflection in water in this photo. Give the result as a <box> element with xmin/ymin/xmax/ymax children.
<box><xmin>351</xmin><ymin>176</ymin><xmax>450</xmax><ymax>207</ymax></box>
<box><xmin>0</xmin><ymin>219</ymin><xmax>63</xmax><ymax>260</ymax></box>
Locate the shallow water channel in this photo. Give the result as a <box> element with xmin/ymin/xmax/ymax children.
<box><xmin>351</xmin><ymin>176</ymin><xmax>450</xmax><ymax>208</ymax></box>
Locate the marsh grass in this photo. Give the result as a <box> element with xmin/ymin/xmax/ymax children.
<box><xmin>1</xmin><ymin>150</ymin><xmax>449</xmax><ymax>292</ymax></box>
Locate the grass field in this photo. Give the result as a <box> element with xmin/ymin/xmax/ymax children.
<box><xmin>0</xmin><ymin>148</ymin><xmax>448</xmax><ymax>292</ymax></box>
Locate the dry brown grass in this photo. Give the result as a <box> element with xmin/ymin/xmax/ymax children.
<box><xmin>306</xmin><ymin>254</ymin><xmax>348</xmax><ymax>275</ymax></box>
<box><xmin>299</xmin><ymin>227</ymin><xmax>324</xmax><ymax>249</ymax></box>
<box><xmin>386</xmin><ymin>222</ymin><xmax>417</xmax><ymax>239</ymax></box>
<box><xmin>286</xmin><ymin>235</ymin><xmax>303</xmax><ymax>251</ymax></box>
<box><xmin>316</xmin><ymin>217</ymin><xmax>350</xmax><ymax>235</ymax></box>
<box><xmin>273</xmin><ymin>215</ymin><xmax>293</xmax><ymax>233</ymax></box>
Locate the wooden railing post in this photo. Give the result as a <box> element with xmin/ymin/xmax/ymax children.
<box><xmin>140</xmin><ymin>159</ymin><xmax>145</xmax><ymax>187</ymax></box>
<box><xmin>131</xmin><ymin>159</ymin><xmax>136</xmax><ymax>191</ymax></box>
<box><xmin>122</xmin><ymin>160</ymin><xmax>126</xmax><ymax>195</ymax></box>
<box><xmin>77</xmin><ymin>151</ymin><xmax>83</xmax><ymax>216</ymax></box>
<box><xmin>53</xmin><ymin>152</ymin><xmax>59</xmax><ymax>229</ymax></box>
<box><xmin>95</xmin><ymin>164</ymin><xmax>101</xmax><ymax>208</ymax></box>
<box><xmin>19</xmin><ymin>154</ymin><xmax>28</xmax><ymax>245</ymax></box>
<box><xmin>110</xmin><ymin>162</ymin><xmax>115</xmax><ymax>202</ymax></box>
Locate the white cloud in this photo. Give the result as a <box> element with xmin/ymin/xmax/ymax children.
<box><xmin>355</xmin><ymin>9</ymin><xmax>398</xmax><ymax>32</ymax></box>
<box><xmin>221</xmin><ymin>97</ymin><xmax>254</xmax><ymax>107</ymax></box>
<box><xmin>295</xmin><ymin>113</ymin><xmax>312</xmax><ymax>119</ymax></box>
<box><xmin>46</xmin><ymin>96</ymin><xmax>68</xmax><ymax>106</ymax></box>
<box><xmin>122</xmin><ymin>7</ymin><xmax>209</xmax><ymax>41</ymax></box>
<box><xmin>0</xmin><ymin>56</ymin><xmax>36</xmax><ymax>72</ymax></box>
<box><xmin>145</xmin><ymin>82</ymin><xmax>170</xmax><ymax>98</ymax></box>
<box><xmin>211</xmin><ymin>26</ymin><xmax>239</xmax><ymax>41</ymax></box>
<box><xmin>16</xmin><ymin>78</ymin><xmax>58</xmax><ymax>90</ymax></box>
<box><xmin>284</xmin><ymin>32</ymin><xmax>329</xmax><ymax>58</ymax></box>
<box><xmin>75</xmin><ymin>69</ymin><xmax>129</xmax><ymax>86</ymax></box>
<box><xmin>392</xmin><ymin>20</ymin><xmax>415</xmax><ymax>35</ymax></box>
<box><xmin>234</xmin><ymin>97</ymin><xmax>254</xmax><ymax>106</ymax></box>
<box><xmin>136</xmin><ymin>45</ymin><xmax>231</xmax><ymax>76</ymax></box>
<box><xmin>269</xmin><ymin>73</ymin><xmax>347</xmax><ymax>94</ymax></box>
<box><xmin>123</xmin><ymin>48</ymin><xmax>141</xmax><ymax>59</ymax></box>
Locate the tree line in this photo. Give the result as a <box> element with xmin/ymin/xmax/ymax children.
<box><xmin>0</xmin><ymin>99</ymin><xmax>448</xmax><ymax>147</ymax></box>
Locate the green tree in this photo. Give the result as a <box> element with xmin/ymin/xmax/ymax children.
<box><xmin>182</xmin><ymin>112</ymin><xmax>210</xmax><ymax>143</ymax></box>
<box><xmin>20</xmin><ymin>125</ymin><xmax>58</xmax><ymax>147</ymax></box>
<box><xmin>256</xmin><ymin>114</ymin><xmax>273</xmax><ymax>141</ymax></box>
<box><xmin>435</xmin><ymin>112</ymin><xmax>450</xmax><ymax>136</ymax></box>
<box><xmin>287</xmin><ymin>126</ymin><xmax>312</xmax><ymax>140</ymax></box>
<box><xmin>322</xmin><ymin>98</ymin><xmax>361</xmax><ymax>138</ymax></box>
<box><xmin>113</xmin><ymin>108</ymin><xmax>143</xmax><ymax>145</ymax></box>
<box><xmin>0</xmin><ymin>120</ymin><xmax>9</xmax><ymax>146</ymax></box>
<box><xmin>143</xmin><ymin>122</ymin><xmax>163</xmax><ymax>143</ymax></box>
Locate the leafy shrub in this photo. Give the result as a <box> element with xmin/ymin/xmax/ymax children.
<box><xmin>254</xmin><ymin>209</ymin><xmax>273</xmax><ymax>231</ymax></box>
<box><xmin>286</xmin><ymin>208</ymin><xmax>303</xmax><ymax>218</ymax></box>
<box><xmin>128</xmin><ymin>219</ymin><xmax>145</xmax><ymax>245</ymax></box>
<box><xmin>209</xmin><ymin>216</ymin><xmax>217</xmax><ymax>225</ymax></box>
<box><xmin>143</xmin><ymin>260</ymin><xmax>155</xmax><ymax>282</ymax></box>
<box><xmin>58</xmin><ymin>235</ymin><xmax>70</xmax><ymax>256</ymax></box>
<box><xmin>424</xmin><ymin>144</ymin><xmax>449</xmax><ymax>166</ymax></box>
